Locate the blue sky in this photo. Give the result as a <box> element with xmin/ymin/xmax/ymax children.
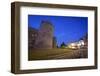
<box><xmin>28</xmin><ymin>15</ymin><xmax>88</xmax><ymax>46</ymax></box>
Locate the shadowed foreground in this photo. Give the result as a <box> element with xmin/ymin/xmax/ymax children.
<box><xmin>28</xmin><ymin>48</ymin><xmax>88</xmax><ymax>60</ymax></box>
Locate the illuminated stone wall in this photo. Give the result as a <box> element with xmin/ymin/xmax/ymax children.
<box><xmin>35</xmin><ymin>21</ymin><xmax>54</xmax><ymax>49</ymax></box>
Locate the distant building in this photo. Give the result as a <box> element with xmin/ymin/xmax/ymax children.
<box><xmin>28</xmin><ymin>20</ymin><xmax>56</xmax><ymax>49</ymax></box>
<box><xmin>67</xmin><ymin>35</ymin><xmax>88</xmax><ymax>49</ymax></box>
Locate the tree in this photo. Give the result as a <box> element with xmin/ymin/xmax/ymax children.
<box><xmin>60</xmin><ymin>42</ymin><xmax>66</xmax><ymax>48</ymax></box>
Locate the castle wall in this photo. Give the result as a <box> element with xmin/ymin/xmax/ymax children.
<box><xmin>28</xmin><ymin>27</ymin><xmax>38</xmax><ymax>49</ymax></box>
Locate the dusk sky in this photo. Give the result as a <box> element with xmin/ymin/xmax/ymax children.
<box><xmin>28</xmin><ymin>15</ymin><xmax>88</xmax><ymax>46</ymax></box>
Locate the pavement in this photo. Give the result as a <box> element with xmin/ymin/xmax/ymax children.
<box><xmin>28</xmin><ymin>48</ymin><xmax>88</xmax><ymax>60</ymax></box>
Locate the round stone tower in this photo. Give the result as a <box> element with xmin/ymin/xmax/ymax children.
<box><xmin>35</xmin><ymin>20</ymin><xmax>54</xmax><ymax>49</ymax></box>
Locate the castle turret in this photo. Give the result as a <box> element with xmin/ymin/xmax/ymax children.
<box><xmin>35</xmin><ymin>20</ymin><xmax>54</xmax><ymax>49</ymax></box>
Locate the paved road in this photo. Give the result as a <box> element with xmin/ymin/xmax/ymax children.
<box><xmin>45</xmin><ymin>48</ymin><xmax>87</xmax><ymax>59</ymax></box>
<box><xmin>29</xmin><ymin>48</ymin><xmax>87</xmax><ymax>60</ymax></box>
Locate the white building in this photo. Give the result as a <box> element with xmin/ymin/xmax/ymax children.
<box><xmin>67</xmin><ymin>40</ymin><xmax>85</xmax><ymax>49</ymax></box>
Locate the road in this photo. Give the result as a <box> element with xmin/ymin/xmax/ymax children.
<box><xmin>46</xmin><ymin>49</ymin><xmax>87</xmax><ymax>59</ymax></box>
<box><xmin>28</xmin><ymin>48</ymin><xmax>88</xmax><ymax>60</ymax></box>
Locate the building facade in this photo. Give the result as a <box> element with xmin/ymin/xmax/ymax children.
<box><xmin>28</xmin><ymin>27</ymin><xmax>38</xmax><ymax>49</ymax></box>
